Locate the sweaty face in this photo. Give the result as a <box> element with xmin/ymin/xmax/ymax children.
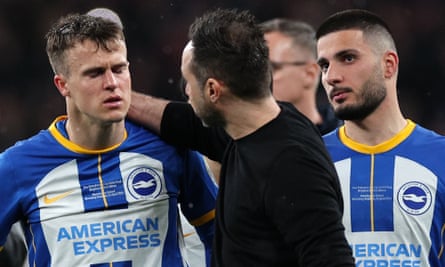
<box><xmin>264</xmin><ymin>31</ymin><xmax>311</xmax><ymax>104</ymax></box>
<box><xmin>317</xmin><ymin>30</ymin><xmax>386</xmax><ymax>121</ymax></box>
<box><xmin>181</xmin><ymin>42</ymin><xmax>225</xmax><ymax>127</ymax></box>
<box><xmin>59</xmin><ymin>39</ymin><xmax>131</xmax><ymax>124</ymax></box>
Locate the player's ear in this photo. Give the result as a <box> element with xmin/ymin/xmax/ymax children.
<box><xmin>383</xmin><ymin>51</ymin><xmax>398</xmax><ymax>79</ymax></box>
<box><xmin>54</xmin><ymin>74</ymin><xmax>70</xmax><ymax>97</ymax></box>
<box><xmin>206</xmin><ymin>78</ymin><xmax>223</xmax><ymax>103</ymax></box>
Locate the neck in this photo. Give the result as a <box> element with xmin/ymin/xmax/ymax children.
<box><xmin>224</xmin><ymin>95</ymin><xmax>281</xmax><ymax>140</ymax></box>
<box><xmin>292</xmin><ymin>94</ymin><xmax>322</xmax><ymax>125</ymax></box>
<box><xmin>343</xmin><ymin>103</ymin><xmax>406</xmax><ymax>146</ymax></box>
<box><xmin>66</xmin><ymin>118</ymin><xmax>125</xmax><ymax>150</ymax></box>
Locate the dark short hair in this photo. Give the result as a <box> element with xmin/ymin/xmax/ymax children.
<box><xmin>316</xmin><ymin>9</ymin><xmax>396</xmax><ymax>53</ymax></box>
<box><xmin>45</xmin><ymin>13</ymin><xmax>125</xmax><ymax>76</ymax></box>
<box><xmin>260</xmin><ymin>18</ymin><xmax>317</xmax><ymax>58</ymax></box>
<box><xmin>188</xmin><ymin>8</ymin><xmax>271</xmax><ymax>100</ymax></box>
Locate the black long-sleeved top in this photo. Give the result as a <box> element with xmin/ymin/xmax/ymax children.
<box><xmin>161</xmin><ymin>101</ymin><xmax>355</xmax><ymax>266</ymax></box>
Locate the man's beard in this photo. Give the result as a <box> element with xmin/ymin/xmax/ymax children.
<box><xmin>334</xmin><ymin>71</ymin><xmax>387</xmax><ymax>121</ymax></box>
<box><xmin>198</xmin><ymin>101</ymin><xmax>226</xmax><ymax>128</ymax></box>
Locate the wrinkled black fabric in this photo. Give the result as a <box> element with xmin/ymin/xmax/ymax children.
<box><xmin>161</xmin><ymin>101</ymin><xmax>354</xmax><ymax>267</ymax></box>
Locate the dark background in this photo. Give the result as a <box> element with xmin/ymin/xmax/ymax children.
<box><xmin>0</xmin><ymin>0</ymin><xmax>444</xmax><ymax>151</ymax></box>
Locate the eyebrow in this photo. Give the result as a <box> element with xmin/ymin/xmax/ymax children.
<box><xmin>335</xmin><ymin>49</ymin><xmax>358</xmax><ymax>58</ymax></box>
<box><xmin>317</xmin><ymin>49</ymin><xmax>359</xmax><ymax>65</ymax></box>
<box><xmin>81</xmin><ymin>62</ymin><xmax>128</xmax><ymax>76</ymax></box>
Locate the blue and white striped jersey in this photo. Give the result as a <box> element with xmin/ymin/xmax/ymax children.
<box><xmin>324</xmin><ymin>120</ymin><xmax>445</xmax><ymax>267</ymax></box>
<box><xmin>0</xmin><ymin>116</ymin><xmax>217</xmax><ymax>267</ymax></box>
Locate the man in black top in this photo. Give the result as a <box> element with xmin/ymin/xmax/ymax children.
<box><xmin>129</xmin><ymin>8</ymin><xmax>354</xmax><ymax>266</ymax></box>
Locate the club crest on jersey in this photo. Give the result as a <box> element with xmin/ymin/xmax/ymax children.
<box><xmin>397</xmin><ymin>181</ymin><xmax>432</xmax><ymax>215</ymax></box>
<box><xmin>127</xmin><ymin>167</ymin><xmax>162</xmax><ymax>199</ymax></box>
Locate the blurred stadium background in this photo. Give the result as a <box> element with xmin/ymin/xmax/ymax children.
<box><xmin>0</xmin><ymin>0</ymin><xmax>444</xmax><ymax>150</ymax></box>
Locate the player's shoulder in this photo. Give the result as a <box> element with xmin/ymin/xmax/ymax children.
<box><xmin>125</xmin><ymin>119</ymin><xmax>156</xmax><ymax>134</ymax></box>
<box><xmin>322</xmin><ymin>127</ymin><xmax>340</xmax><ymax>143</ymax></box>
<box><xmin>410</xmin><ymin>123</ymin><xmax>445</xmax><ymax>145</ymax></box>
<box><xmin>124</xmin><ymin>119</ymin><xmax>188</xmax><ymax>155</ymax></box>
<box><xmin>0</xmin><ymin>130</ymin><xmax>53</xmax><ymax>177</ymax></box>
<box><xmin>1</xmin><ymin>129</ymin><xmax>53</xmax><ymax>156</ymax></box>
<box><xmin>277</xmin><ymin>101</ymin><xmax>323</xmax><ymax>139</ymax></box>
<box><xmin>124</xmin><ymin>120</ymin><xmax>163</xmax><ymax>142</ymax></box>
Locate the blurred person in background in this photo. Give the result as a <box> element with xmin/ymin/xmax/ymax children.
<box><xmin>260</xmin><ymin>18</ymin><xmax>342</xmax><ymax>135</ymax></box>
<box><xmin>0</xmin><ymin>222</ymin><xmax>27</xmax><ymax>267</ymax></box>
<box><xmin>317</xmin><ymin>9</ymin><xmax>445</xmax><ymax>266</ymax></box>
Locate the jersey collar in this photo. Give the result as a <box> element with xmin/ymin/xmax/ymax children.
<box><xmin>48</xmin><ymin>115</ymin><xmax>127</xmax><ymax>154</ymax></box>
<box><xmin>339</xmin><ymin>119</ymin><xmax>416</xmax><ymax>154</ymax></box>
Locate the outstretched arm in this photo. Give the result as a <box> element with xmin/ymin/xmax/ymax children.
<box><xmin>130</xmin><ymin>90</ymin><xmax>230</xmax><ymax>162</ymax></box>
<box><xmin>128</xmin><ymin>91</ymin><xmax>169</xmax><ymax>134</ymax></box>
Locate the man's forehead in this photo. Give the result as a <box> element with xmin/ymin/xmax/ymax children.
<box><xmin>317</xmin><ymin>30</ymin><xmax>365</xmax><ymax>52</ymax></box>
<box><xmin>318</xmin><ymin>29</ymin><xmax>364</xmax><ymax>45</ymax></box>
<box><xmin>66</xmin><ymin>39</ymin><xmax>126</xmax><ymax>65</ymax></box>
<box><xmin>181</xmin><ymin>41</ymin><xmax>194</xmax><ymax>74</ymax></box>
<box><xmin>182</xmin><ymin>41</ymin><xmax>195</xmax><ymax>62</ymax></box>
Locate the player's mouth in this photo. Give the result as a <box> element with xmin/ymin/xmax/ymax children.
<box><xmin>103</xmin><ymin>95</ymin><xmax>123</xmax><ymax>108</ymax></box>
<box><xmin>330</xmin><ymin>88</ymin><xmax>352</xmax><ymax>103</ymax></box>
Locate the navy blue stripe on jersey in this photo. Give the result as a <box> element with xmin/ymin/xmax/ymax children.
<box><xmin>78</xmin><ymin>154</ymin><xmax>128</xmax><ymax>211</ymax></box>
<box><xmin>162</xmin><ymin>197</ymin><xmax>184</xmax><ymax>266</ymax></box>
<box><xmin>91</xmin><ymin>260</ymin><xmax>131</xmax><ymax>267</ymax></box>
<box><xmin>29</xmin><ymin>222</ymin><xmax>51</xmax><ymax>267</ymax></box>
<box><xmin>373</xmin><ymin>155</ymin><xmax>395</xmax><ymax>231</ymax></box>
<box><xmin>350</xmin><ymin>154</ymin><xmax>374</xmax><ymax>232</ymax></box>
